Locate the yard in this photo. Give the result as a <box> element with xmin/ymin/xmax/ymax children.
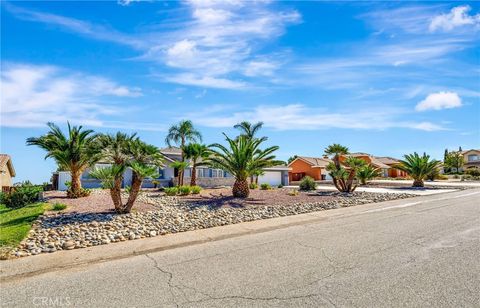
<box><xmin>7</xmin><ymin>187</ymin><xmax>415</xmax><ymax>258</ymax></box>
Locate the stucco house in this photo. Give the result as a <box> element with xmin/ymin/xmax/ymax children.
<box><xmin>461</xmin><ymin>149</ymin><xmax>480</xmax><ymax>170</ymax></box>
<box><xmin>0</xmin><ymin>154</ymin><xmax>16</xmax><ymax>191</ymax></box>
<box><xmin>288</xmin><ymin>156</ymin><xmax>333</xmax><ymax>182</ymax></box>
<box><xmin>376</xmin><ymin>157</ymin><xmax>408</xmax><ymax>177</ymax></box>
<box><xmin>55</xmin><ymin>146</ymin><xmax>289</xmax><ymax>190</ymax></box>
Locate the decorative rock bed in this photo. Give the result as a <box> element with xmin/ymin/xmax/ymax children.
<box><xmin>11</xmin><ymin>191</ymin><xmax>413</xmax><ymax>257</ymax></box>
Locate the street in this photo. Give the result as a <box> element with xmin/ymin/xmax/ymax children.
<box><xmin>1</xmin><ymin>189</ymin><xmax>479</xmax><ymax>307</ymax></box>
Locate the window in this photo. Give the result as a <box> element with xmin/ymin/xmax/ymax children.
<box><xmin>197</xmin><ymin>168</ymin><xmax>207</xmax><ymax>178</ymax></box>
<box><xmin>468</xmin><ymin>154</ymin><xmax>479</xmax><ymax>162</ymax></box>
<box><xmin>158</xmin><ymin>169</ymin><xmax>165</xmax><ymax>179</ymax></box>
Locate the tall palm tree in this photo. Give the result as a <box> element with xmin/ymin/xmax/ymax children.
<box><xmin>26</xmin><ymin>122</ymin><xmax>100</xmax><ymax>198</ymax></box>
<box><xmin>207</xmin><ymin>134</ymin><xmax>280</xmax><ymax>198</ymax></box>
<box><xmin>182</xmin><ymin>143</ymin><xmax>210</xmax><ymax>186</ymax></box>
<box><xmin>234</xmin><ymin>121</ymin><xmax>264</xmax><ymax>139</ymax></box>
<box><xmin>396</xmin><ymin>152</ymin><xmax>440</xmax><ymax>187</ymax></box>
<box><xmin>165</xmin><ymin>120</ymin><xmax>202</xmax><ymax>186</ymax></box>
<box><xmin>96</xmin><ymin>132</ymin><xmax>137</xmax><ymax>210</ymax></box>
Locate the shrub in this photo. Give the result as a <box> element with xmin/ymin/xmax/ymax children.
<box><xmin>164</xmin><ymin>187</ymin><xmax>178</xmax><ymax>196</ymax></box>
<box><xmin>277</xmin><ymin>184</ymin><xmax>283</xmax><ymax>188</ymax></box>
<box><xmin>436</xmin><ymin>174</ymin><xmax>449</xmax><ymax>180</ymax></box>
<box><xmin>466</xmin><ymin>169</ymin><xmax>480</xmax><ymax>177</ymax></box>
<box><xmin>260</xmin><ymin>183</ymin><xmax>271</xmax><ymax>190</ymax></box>
<box><xmin>299</xmin><ymin>176</ymin><xmax>316</xmax><ymax>191</ymax></box>
<box><xmin>0</xmin><ymin>182</ymin><xmax>43</xmax><ymax>208</ymax></box>
<box><xmin>178</xmin><ymin>186</ymin><xmax>191</xmax><ymax>196</ymax></box>
<box><xmin>249</xmin><ymin>183</ymin><xmax>258</xmax><ymax>189</ymax></box>
<box><xmin>51</xmin><ymin>203</ymin><xmax>67</xmax><ymax>211</ymax></box>
<box><xmin>151</xmin><ymin>180</ymin><xmax>160</xmax><ymax>188</ymax></box>
<box><xmin>288</xmin><ymin>189</ymin><xmax>299</xmax><ymax>196</ymax></box>
<box><xmin>190</xmin><ymin>185</ymin><xmax>202</xmax><ymax>194</ymax></box>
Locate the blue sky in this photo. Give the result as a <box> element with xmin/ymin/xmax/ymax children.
<box><xmin>1</xmin><ymin>0</ymin><xmax>479</xmax><ymax>184</ymax></box>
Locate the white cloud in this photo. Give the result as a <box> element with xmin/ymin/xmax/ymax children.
<box><xmin>0</xmin><ymin>63</ymin><xmax>142</xmax><ymax>128</ymax></box>
<box><xmin>186</xmin><ymin>103</ymin><xmax>446</xmax><ymax>131</ymax></box>
<box><xmin>415</xmin><ymin>91</ymin><xmax>462</xmax><ymax>111</ymax></box>
<box><xmin>164</xmin><ymin>73</ymin><xmax>246</xmax><ymax>89</ymax></box>
<box><xmin>429</xmin><ymin>5</ymin><xmax>480</xmax><ymax>32</ymax></box>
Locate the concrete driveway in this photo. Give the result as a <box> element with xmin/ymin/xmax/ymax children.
<box><xmin>1</xmin><ymin>189</ymin><xmax>479</xmax><ymax>307</ymax></box>
<box><xmin>286</xmin><ymin>184</ymin><xmax>457</xmax><ymax>195</ymax></box>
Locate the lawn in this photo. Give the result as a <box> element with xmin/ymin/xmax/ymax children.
<box><xmin>0</xmin><ymin>203</ymin><xmax>49</xmax><ymax>258</ymax></box>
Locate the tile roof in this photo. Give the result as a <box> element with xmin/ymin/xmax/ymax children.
<box><xmin>160</xmin><ymin>146</ymin><xmax>182</xmax><ymax>155</ymax></box>
<box><xmin>376</xmin><ymin>156</ymin><xmax>401</xmax><ymax>165</ymax></box>
<box><xmin>348</xmin><ymin>153</ymin><xmax>391</xmax><ymax>169</ymax></box>
<box><xmin>0</xmin><ymin>154</ymin><xmax>15</xmax><ymax>177</ymax></box>
<box><xmin>293</xmin><ymin>156</ymin><xmax>332</xmax><ymax>168</ymax></box>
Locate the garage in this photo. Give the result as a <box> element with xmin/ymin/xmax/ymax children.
<box><xmin>258</xmin><ymin>166</ymin><xmax>291</xmax><ymax>186</ymax></box>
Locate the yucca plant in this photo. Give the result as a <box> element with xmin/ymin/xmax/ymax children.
<box><xmin>182</xmin><ymin>143</ymin><xmax>210</xmax><ymax>186</ymax></box>
<box><xmin>326</xmin><ymin>155</ymin><xmax>366</xmax><ymax>193</ymax></box>
<box><xmin>396</xmin><ymin>152</ymin><xmax>440</xmax><ymax>187</ymax></box>
<box><xmin>357</xmin><ymin>164</ymin><xmax>381</xmax><ymax>185</ymax></box>
<box><xmin>207</xmin><ymin>134</ymin><xmax>280</xmax><ymax>198</ymax></box>
<box><xmin>26</xmin><ymin>122</ymin><xmax>100</xmax><ymax>198</ymax></box>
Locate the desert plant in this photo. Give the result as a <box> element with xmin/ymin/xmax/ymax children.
<box><xmin>190</xmin><ymin>186</ymin><xmax>202</xmax><ymax>194</ymax></box>
<box><xmin>27</xmin><ymin>122</ymin><xmax>100</xmax><ymax>198</ymax></box>
<box><xmin>395</xmin><ymin>152</ymin><xmax>441</xmax><ymax>187</ymax></box>
<box><xmin>165</xmin><ymin>120</ymin><xmax>202</xmax><ymax>186</ymax></box>
<box><xmin>170</xmin><ymin>161</ymin><xmax>190</xmax><ymax>186</ymax></box>
<box><xmin>288</xmin><ymin>189</ymin><xmax>299</xmax><ymax>196</ymax></box>
<box><xmin>0</xmin><ymin>182</ymin><xmax>43</xmax><ymax>208</ymax></box>
<box><xmin>164</xmin><ymin>187</ymin><xmax>178</xmax><ymax>196</ymax></box>
<box><xmin>299</xmin><ymin>176</ymin><xmax>316</xmax><ymax>191</ymax></box>
<box><xmin>466</xmin><ymin>168</ymin><xmax>480</xmax><ymax>177</ymax></box>
<box><xmin>357</xmin><ymin>164</ymin><xmax>381</xmax><ymax>185</ymax></box>
<box><xmin>277</xmin><ymin>184</ymin><xmax>284</xmax><ymax>188</ymax></box>
<box><xmin>207</xmin><ymin>134</ymin><xmax>280</xmax><ymax>198</ymax></box>
<box><xmin>249</xmin><ymin>183</ymin><xmax>258</xmax><ymax>189</ymax></box>
<box><xmin>324</xmin><ymin>144</ymin><xmax>365</xmax><ymax>193</ymax></box>
<box><xmin>151</xmin><ymin>180</ymin><xmax>160</xmax><ymax>188</ymax></box>
<box><xmin>178</xmin><ymin>186</ymin><xmax>191</xmax><ymax>195</ymax></box>
<box><xmin>183</xmin><ymin>143</ymin><xmax>210</xmax><ymax>186</ymax></box>
<box><xmin>51</xmin><ymin>203</ymin><xmax>67</xmax><ymax>211</ymax></box>
<box><xmin>260</xmin><ymin>183</ymin><xmax>271</xmax><ymax>190</ymax></box>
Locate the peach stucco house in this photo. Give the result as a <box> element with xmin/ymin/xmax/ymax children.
<box><xmin>461</xmin><ymin>149</ymin><xmax>480</xmax><ymax>170</ymax></box>
<box><xmin>288</xmin><ymin>156</ymin><xmax>332</xmax><ymax>182</ymax></box>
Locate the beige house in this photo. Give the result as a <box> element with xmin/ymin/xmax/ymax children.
<box><xmin>462</xmin><ymin>149</ymin><xmax>480</xmax><ymax>170</ymax></box>
<box><xmin>0</xmin><ymin>154</ymin><xmax>16</xmax><ymax>190</ymax></box>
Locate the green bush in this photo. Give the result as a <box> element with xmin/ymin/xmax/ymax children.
<box><xmin>0</xmin><ymin>183</ymin><xmax>43</xmax><ymax>208</ymax></box>
<box><xmin>277</xmin><ymin>184</ymin><xmax>283</xmax><ymax>188</ymax></box>
<box><xmin>288</xmin><ymin>189</ymin><xmax>299</xmax><ymax>196</ymax></box>
<box><xmin>466</xmin><ymin>169</ymin><xmax>480</xmax><ymax>177</ymax></box>
<box><xmin>178</xmin><ymin>186</ymin><xmax>191</xmax><ymax>196</ymax></box>
<box><xmin>190</xmin><ymin>186</ymin><xmax>202</xmax><ymax>194</ymax></box>
<box><xmin>299</xmin><ymin>176</ymin><xmax>316</xmax><ymax>191</ymax></box>
<box><xmin>163</xmin><ymin>187</ymin><xmax>178</xmax><ymax>196</ymax></box>
<box><xmin>51</xmin><ymin>203</ymin><xmax>67</xmax><ymax>211</ymax></box>
<box><xmin>260</xmin><ymin>183</ymin><xmax>271</xmax><ymax>190</ymax></box>
<box><xmin>249</xmin><ymin>183</ymin><xmax>258</xmax><ymax>189</ymax></box>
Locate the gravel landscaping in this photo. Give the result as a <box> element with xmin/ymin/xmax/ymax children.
<box><xmin>10</xmin><ymin>189</ymin><xmax>414</xmax><ymax>258</ymax></box>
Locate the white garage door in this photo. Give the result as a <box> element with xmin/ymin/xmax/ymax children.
<box><xmin>258</xmin><ymin>171</ymin><xmax>282</xmax><ymax>186</ymax></box>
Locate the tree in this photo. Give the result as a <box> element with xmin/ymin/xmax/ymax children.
<box><xmin>207</xmin><ymin>134</ymin><xmax>280</xmax><ymax>198</ymax></box>
<box><xmin>324</xmin><ymin>144</ymin><xmax>349</xmax><ymax>169</ymax></box>
<box><xmin>165</xmin><ymin>120</ymin><xmax>202</xmax><ymax>186</ymax></box>
<box><xmin>91</xmin><ymin>138</ymin><xmax>162</xmax><ymax>213</ymax></box>
<box><xmin>26</xmin><ymin>122</ymin><xmax>100</xmax><ymax>198</ymax></box>
<box><xmin>326</xmin><ymin>156</ymin><xmax>366</xmax><ymax>192</ymax></box>
<box><xmin>169</xmin><ymin>161</ymin><xmax>189</xmax><ymax>185</ymax></box>
<box><xmin>234</xmin><ymin>121</ymin><xmax>264</xmax><ymax>139</ymax></box>
<box><xmin>395</xmin><ymin>152</ymin><xmax>441</xmax><ymax>187</ymax></box>
<box><xmin>95</xmin><ymin>132</ymin><xmax>137</xmax><ymax>210</ymax></box>
<box><xmin>356</xmin><ymin>164</ymin><xmax>381</xmax><ymax>185</ymax></box>
<box><xmin>444</xmin><ymin>151</ymin><xmax>464</xmax><ymax>173</ymax></box>
<box><xmin>182</xmin><ymin>143</ymin><xmax>210</xmax><ymax>186</ymax></box>
<box><xmin>287</xmin><ymin>155</ymin><xmax>298</xmax><ymax>164</ymax></box>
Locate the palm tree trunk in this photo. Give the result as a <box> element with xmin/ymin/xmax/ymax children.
<box><xmin>180</xmin><ymin>138</ymin><xmax>185</xmax><ymax>186</ymax></box>
<box><xmin>413</xmin><ymin>179</ymin><xmax>424</xmax><ymax>187</ymax></box>
<box><xmin>68</xmin><ymin>168</ymin><xmax>82</xmax><ymax>198</ymax></box>
<box><xmin>111</xmin><ymin>176</ymin><xmax>123</xmax><ymax>212</ymax></box>
<box><xmin>191</xmin><ymin>165</ymin><xmax>197</xmax><ymax>186</ymax></box>
<box><xmin>233</xmin><ymin>178</ymin><xmax>249</xmax><ymax>198</ymax></box>
<box><xmin>124</xmin><ymin>173</ymin><xmax>143</xmax><ymax>213</ymax></box>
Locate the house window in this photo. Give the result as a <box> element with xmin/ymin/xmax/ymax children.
<box><xmin>468</xmin><ymin>154</ymin><xmax>479</xmax><ymax>162</ymax></box>
<box><xmin>197</xmin><ymin>169</ymin><xmax>207</xmax><ymax>178</ymax></box>
<box><xmin>158</xmin><ymin>169</ymin><xmax>165</xmax><ymax>179</ymax></box>
<box><xmin>212</xmin><ymin>169</ymin><xmax>223</xmax><ymax>177</ymax></box>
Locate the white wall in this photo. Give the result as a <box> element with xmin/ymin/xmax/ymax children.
<box><xmin>58</xmin><ymin>171</ymin><xmax>71</xmax><ymax>191</ymax></box>
<box><xmin>258</xmin><ymin>171</ymin><xmax>282</xmax><ymax>186</ymax></box>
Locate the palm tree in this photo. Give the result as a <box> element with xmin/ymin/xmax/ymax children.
<box><xmin>207</xmin><ymin>134</ymin><xmax>280</xmax><ymax>198</ymax></box>
<box><xmin>357</xmin><ymin>164</ymin><xmax>381</xmax><ymax>185</ymax></box>
<box><xmin>396</xmin><ymin>152</ymin><xmax>440</xmax><ymax>187</ymax></box>
<box><xmin>324</xmin><ymin>144</ymin><xmax>349</xmax><ymax>169</ymax></box>
<box><xmin>182</xmin><ymin>143</ymin><xmax>210</xmax><ymax>186</ymax></box>
<box><xmin>95</xmin><ymin>132</ymin><xmax>137</xmax><ymax>210</ymax></box>
<box><xmin>165</xmin><ymin>120</ymin><xmax>202</xmax><ymax>185</ymax></box>
<box><xmin>169</xmin><ymin>161</ymin><xmax>190</xmax><ymax>186</ymax></box>
<box><xmin>234</xmin><ymin>121</ymin><xmax>264</xmax><ymax>139</ymax></box>
<box><xmin>26</xmin><ymin>122</ymin><xmax>100</xmax><ymax>198</ymax></box>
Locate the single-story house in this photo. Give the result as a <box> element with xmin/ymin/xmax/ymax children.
<box><xmin>375</xmin><ymin>156</ymin><xmax>408</xmax><ymax>177</ymax></box>
<box><xmin>0</xmin><ymin>154</ymin><xmax>16</xmax><ymax>191</ymax></box>
<box><xmin>342</xmin><ymin>153</ymin><xmax>391</xmax><ymax>177</ymax></box>
<box><xmin>288</xmin><ymin>156</ymin><xmax>333</xmax><ymax>182</ymax></box>
<box><xmin>54</xmin><ymin>146</ymin><xmax>290</xmax><ymax>190</ymax></box>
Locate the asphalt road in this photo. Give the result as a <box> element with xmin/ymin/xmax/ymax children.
<box><xmin>1</xmin><ymin>190</ymin><xmax>479</xmax><ymax>307</ymax></box>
